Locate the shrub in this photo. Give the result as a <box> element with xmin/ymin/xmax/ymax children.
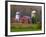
<box><xmin>32</xmin><ymin>16</ymin><xmax>39</xmax><ymax>24</ymax></box>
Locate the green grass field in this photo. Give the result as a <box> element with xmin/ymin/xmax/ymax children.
<box><xmin>11</xmin><ymin>23</ymin><xmax>41</xmax><ymax>32</ymax></box>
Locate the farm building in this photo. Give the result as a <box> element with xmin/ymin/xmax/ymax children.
<box><xmin>11</xmin><ymin>5</ymin><xmax>42</xmax><ymax>24</ymax></box>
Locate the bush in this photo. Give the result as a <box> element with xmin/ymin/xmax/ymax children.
<box><xmin>32</xmin><ymin>16</ymin><xmax>39</xmax><ymax>24</ymax></box>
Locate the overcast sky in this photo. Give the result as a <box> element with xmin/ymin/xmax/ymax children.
<box><xmin>11</xmin><ymin>5</ymin><xmax>42</xmax><ymax>17</ymax></box>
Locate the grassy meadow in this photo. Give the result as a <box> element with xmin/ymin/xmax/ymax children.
<box><xmin>11</xmin><ymin>23</ymin><xmax>41</xmax><ymax>32</ymax></box>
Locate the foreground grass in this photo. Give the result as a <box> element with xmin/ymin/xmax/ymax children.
<box><xmin>11</xmin><ymin>23</ymin><xmax>41</xmax><ymax>32</ymax></box>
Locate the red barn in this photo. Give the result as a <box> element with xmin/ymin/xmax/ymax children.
<box><xmin>11</xmin><ymin>16</ymin><xmax>31</xmax><ymax>24</ymax></box>
<box><xmin>19</xmin><ymin>16</ymin><xmax>31</xmax><ymax>24</ymax></box>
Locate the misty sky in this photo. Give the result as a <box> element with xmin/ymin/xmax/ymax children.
<box><xmin>10</xmin><ymin>5</ymin><xmax>42</xmax><ymax>17</ymax></box>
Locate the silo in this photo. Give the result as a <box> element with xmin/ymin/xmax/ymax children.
<box><xmin>15</xmin><ymin>12</ymin><xmax>20</xmax><ymax>22</ymax></box>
